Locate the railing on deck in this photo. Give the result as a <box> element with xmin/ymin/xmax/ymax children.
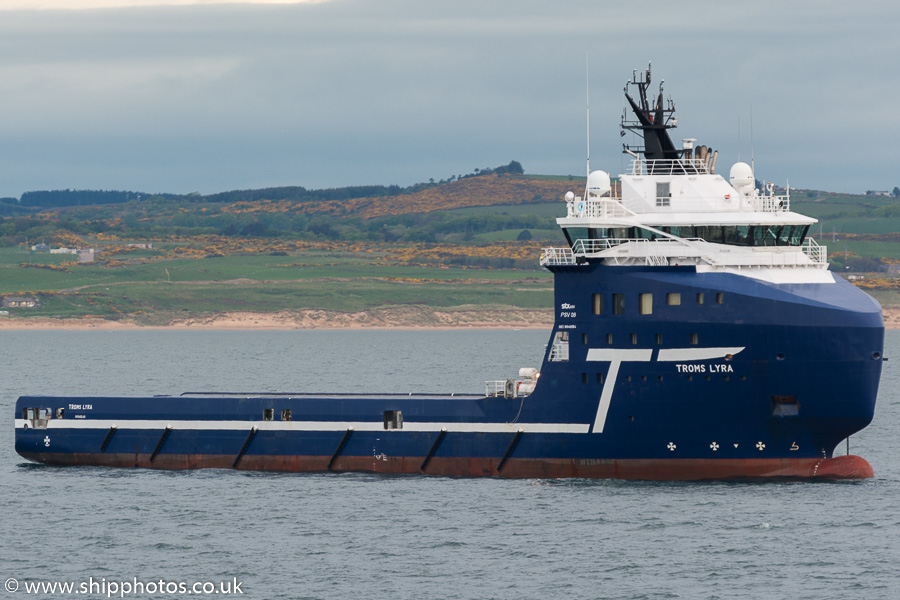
<box><xmin>752</xmin><ymin>194</ymin><xmax>791</xmax><ymax>212</ymax></box>
<box><xmin>541</xmin><ymin>237</ymin><xmax>828</xmax><ymax>268</ymax></box>
<box><xmin>566</xmin><ymin>197</ymin><xmax>633</xmax><ymax>219</ymax></box>
<box><xmin>540</xmin><ymin>246</ymin><xmax>576</xmax><ymax>266</ymax></box>
<box><xmin>801</xmin><ymin>237</ymin><xmax>827</xmax><ymax>265</ymax></box>
<box><xmin>628</xmin><ymin>158</ymin><xmax>710</xmax><ymax>176</ymax></box>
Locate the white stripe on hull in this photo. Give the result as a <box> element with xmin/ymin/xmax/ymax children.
<box><xmin>15</xmin><ymin>419</ymin><xmax>590</xmax><ymax>435</ymax></box>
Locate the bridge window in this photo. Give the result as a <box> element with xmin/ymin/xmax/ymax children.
<box><xmin>666</xmin><ymin>293</ymin><xmax>681</xmax><ymax>306</ymax></box>
<box><xmin>690</xmin><ymin>333</ymin><xmax>699</xmax><ymax>345</ymax></box>
<box><xmin>582</xmin><ymin>333</ymin><xmax>588</xmax><ymax>345</ymax></box>
<box><xmin>592</xmin><ymin>293</ymin><xmax>603</xmax><ymax>315</ymax></box>
<box><xmin>614</xmin><ymin>294</ymin><xmax>625</xmax><ymax>315</ymax></box>
<box><xmin>639</xmin><ymin>293</ymin><xmax>653</xmax><ymax>315</ymax></box>
<box><xmin>696</xmin><ymin>292</ymin><xmax>705</xmax><ymax>304</ymax></box>
<box><xmin>655</xmin><ymin>333</ymin><xmax>662</xmax><ymax>345</ymax></box>
<box><xmin>717</xmin><ymin>292</ymin><xmax>725</xmax><ymax>304</ymax></box>
<box><xmin>607</xmin><ymin>333</ymin><xmax>613</xmax><ymax>345</ymax></box>
<box><xmin>263</xmin><ymin>409</ymin><xmax>274</xmax><ymax>421</ymax></box>
<box><xmin>630</xmin><ymin>333</ymin><xmax>638</xmax><ymax>345</ymax></box>
<box><xmin>281</xmin><ymin>409</ymin><xmax>292</xmax><ymax>421</ymax></box>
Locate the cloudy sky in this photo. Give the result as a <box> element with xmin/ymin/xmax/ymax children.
<box><xmin>0</xmin><ymin>0</ymin><xmax>897</xmax><ymax>199</ymax></box>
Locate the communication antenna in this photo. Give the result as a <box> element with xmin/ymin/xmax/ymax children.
<box><xmin>750</xmin><ymin>103</ymin><xmax>755</xmax><ymax>182</ymax></box>
<box><xmin>585</xmin><ymin>54</ymin><xmax>590</xmax><ymax>200</ymax></box>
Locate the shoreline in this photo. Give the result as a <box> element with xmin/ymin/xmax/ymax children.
<box><xmin>2</xmin><ymin>306</ymin><xmax>898</xmax><ymax>330</ymax></box>
<box><xmin>0</xmin><ymin>308</ymin><xmax>556</xmax><ymax>331</ymax></box>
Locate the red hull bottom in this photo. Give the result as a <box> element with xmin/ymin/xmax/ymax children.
<box><xmin>20</xmin><ymin>452</ymin><xmax>874</xmax><ymax>480</ymax></box>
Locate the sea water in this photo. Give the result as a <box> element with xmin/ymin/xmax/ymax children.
<box><xmin>1</xmin><ymin>329</ymin><xmax>898</xmax><ymax>600</ymax></box>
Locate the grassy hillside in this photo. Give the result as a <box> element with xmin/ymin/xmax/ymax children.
<box><xmin>2</xmin><ymin>175</ymin><xmax>900</xmax><ymax>322</ymax></box>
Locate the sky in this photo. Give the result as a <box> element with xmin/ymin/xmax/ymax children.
<box><xmin>0</xmin><ymin>0</ymin><xmax>898</xmax><ymax>199</ymax></box>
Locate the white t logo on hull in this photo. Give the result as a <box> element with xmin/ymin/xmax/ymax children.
<box><xmin>587</xmin><ymin>347</ymin><xmax>744</xmax><ymax>433</ymax></box>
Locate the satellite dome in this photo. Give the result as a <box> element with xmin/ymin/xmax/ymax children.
<box><xmin>729</xmin><ymin>162</ymin><xmax>754</xmax><ymax>191</ymax></box>
<box><xmin>587</xmin><ymin>170</ymin><xmax>611</xmax><ymax>197</ymax></box>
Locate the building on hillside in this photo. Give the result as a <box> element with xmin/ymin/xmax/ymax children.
<box><xmin>1</xmin><ymin>296</ymin><xmax>41</xmax><ymax>309</ymax></box>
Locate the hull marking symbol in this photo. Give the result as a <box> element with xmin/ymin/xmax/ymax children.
<box><xmin>710</xmin><ymin>442</ymin><xmax>719</xmax><ymax>451</ymax></box>
<box><xmin>790</xmin><ymin>442</ymin><xmax>799</xmax><ymax>451</ymax></box>
<box><xmin>587</xmin><ymin>346</ymin><xmax>745</xmax><ymax>433</ymax></box>
<box><xmin>667</xmin><ymin>442</ymin><xmax>676</xmax><ymax>451</ymax></box>
<box><xmin>756</xmin><ymin>441</ymin><xmax>766</xmax><ymax>451</ymax></box>
<box><xmin>43</xmin><ymin>436</ymin><xmax>50</xmax><ymax>447</ymax></box>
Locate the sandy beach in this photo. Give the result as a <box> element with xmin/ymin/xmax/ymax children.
<box><xmin>1</xmin><ymin>306</ymin><xmax>897</xmax><ymax>330</ymax></box>
<box><xmin>0</xmin><ymin>307</ymin><xmax>556</xmax><ymax>331</ymax></box>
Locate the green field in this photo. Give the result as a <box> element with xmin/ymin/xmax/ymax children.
<box><xmin>0</xmin><ymin>246</ymin><xmax>554</xmax><ymax>322</ymax></box>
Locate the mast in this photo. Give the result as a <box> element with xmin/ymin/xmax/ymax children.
<box><xmin>585</xmin><ymin>54</ymin><xmax>590</xmax><ymax>200</ymax></box>
<box><xmin>620</xmin><ymin>62</ymin><xmax>680</xmax><ymax>160</ymax></box>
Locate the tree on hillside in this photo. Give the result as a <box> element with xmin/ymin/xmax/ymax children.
<box><xmin>893</xmin><ymin>186</ymin><xmax>900</xmax><ymax>197</ymax></box>
<box><xmin>495</xmin><ymin>161</ymin><xmax>524</xmax><ymax>175</ymax></box>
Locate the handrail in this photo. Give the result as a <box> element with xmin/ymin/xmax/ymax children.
<box><xmin>541</xmin><ymin>237</ymin><xmax>828</xmax><ymax>268</ymax></box>
<box><xmin>801</xmin><ymin>237</ymin><xmax>827</xmax><ymax>265</ymax></box>
<box><xmin>566</xmin><ymin>197</ymin><xmax>634</xmax><ymax>219</ymax></box>
<box><xmin>750</xmin><ymin>195</ymin><xmax>791</xmax><ymax>212</ymax></box>
<box><xmin>565</xmin><ymin>193</ymin><xmax>791</xmax><ymax>216</ymax></box>
<box><xmin>628</xmin><ymin>158</ymin><xmax>709</xmax><ymax>176</ymax></box>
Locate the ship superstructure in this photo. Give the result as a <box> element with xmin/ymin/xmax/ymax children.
<box><xmin>15</xmin><ymin>66</ymin><xmax>883</xmax><ymax>479</ymax></box>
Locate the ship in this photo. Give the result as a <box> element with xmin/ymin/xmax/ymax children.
<box><xmin>15</xmin><ymin>65</ymin><xmax>884</xmax><ymax>480</ymax></box>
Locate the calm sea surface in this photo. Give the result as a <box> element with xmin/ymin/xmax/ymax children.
<box><xmin>1</xmin><ymin>329</ymin><xmax>898</xmax><ymax>600</ymax></box>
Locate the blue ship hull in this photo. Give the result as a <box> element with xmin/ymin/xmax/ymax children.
<box><xmin>15</xmin><ymin>265</ymin><xmax>883</xmax><ymax>480</ymax></box>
